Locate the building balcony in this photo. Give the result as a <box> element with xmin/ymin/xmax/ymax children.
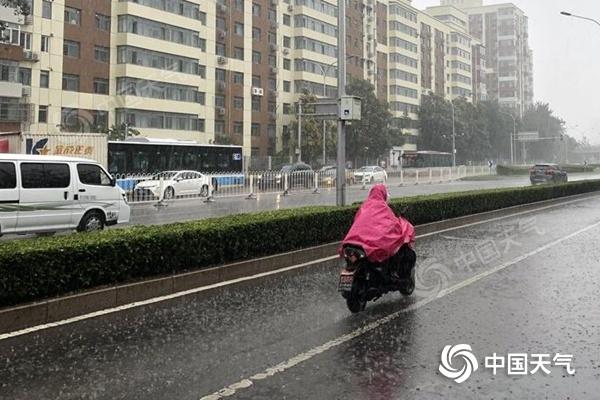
<box><xmin>0</xmin><ymin>81</ymin><xmax>24</xmax><ymax>98</ymax></box>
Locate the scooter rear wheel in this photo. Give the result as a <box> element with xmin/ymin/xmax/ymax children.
<box><xmin>346</xmin><ymin>296</ymin><xmax>366</xmax><ymax>313</ymax></box>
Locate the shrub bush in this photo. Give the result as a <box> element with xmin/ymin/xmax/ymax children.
<box><xmin>1</xmin><ymin>180</ymin><xmax>600</xmax><ymax>307</ymax></box>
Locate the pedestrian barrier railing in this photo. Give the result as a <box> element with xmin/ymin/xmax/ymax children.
<box><xmin>115</xmin><ymin>165</ymin><xmax>493</xmax><ymax>205</ymax></box>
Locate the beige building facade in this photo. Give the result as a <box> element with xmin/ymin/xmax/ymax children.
<box><xmin>0</xmin><ymin>0</ymin><xmax>517</xmax><ymax>160</ymax></box>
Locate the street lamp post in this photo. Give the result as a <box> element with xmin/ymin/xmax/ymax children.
<box><xmin>316</xmin><ymin>60</ymin><xmax>338</xmax><ymax>167</ymax></box>
<box><xmin>450</xmin><ymin>101</ymin><xmax>456</xmax><ymax>167</ymax></box>
<box><xmin>560</xmin><ymin>11</ymin><xmax>600</xmax><ymax>27</ymax></box>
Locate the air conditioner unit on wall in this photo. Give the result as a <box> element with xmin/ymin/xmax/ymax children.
<box><xmin>217</xmin><ymin>56</ymin><xmax>227</xmax><ymax>65</ymax></box>
<box><xmin>252</xmin><ymin>87</ymin><xmax>264</xmax><ymax>96</ymax></box>
<box><xmin>216</xmin><ymin>107</ymin><xmax>226</xmax><ymax>115</ymax></box>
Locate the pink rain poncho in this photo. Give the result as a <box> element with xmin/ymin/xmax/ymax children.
<box><xmin>340</xmin><ymin>184</ymin><xmax>415</xmax><ymax>263</ymax></box>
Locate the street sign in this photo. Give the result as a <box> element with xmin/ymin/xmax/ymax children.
<box><xmin>516</xmin><ymin>131</ymin><xmax>539</xmax><ymax>142</ymax></box>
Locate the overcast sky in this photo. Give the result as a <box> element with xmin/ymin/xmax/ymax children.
<box><xmin>411</xmin><ymin>0</ymin><xmax>600</xmax><ymax>144</ymax></box>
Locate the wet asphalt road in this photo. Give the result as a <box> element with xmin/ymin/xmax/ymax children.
<box><xmin>129</xmin><ymin>173</ymin><xmax>600</xmax><ymax>226</ymax></box>
<box><xmin>2</xmin><ymin>194</ymin><xmax>600</xmax><ymax>399</ymax></box>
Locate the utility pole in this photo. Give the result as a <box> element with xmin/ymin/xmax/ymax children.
<box><xmin>500</xmin><ymin>111</ymin><xmax>516</xmax><ymax>164</ymax></box>
<box><xmin>336</xmin><ymin>0</ymin><xmax>346</xmax><ymax>206</ymax></box>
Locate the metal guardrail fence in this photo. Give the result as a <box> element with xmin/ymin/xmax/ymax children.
<box><xmin>116</xmin><ymin>165</ymin><xmax>493</xmax><ymax>205</ymax></box>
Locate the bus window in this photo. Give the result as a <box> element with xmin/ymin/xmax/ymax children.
<box><xmin>183</xmin><ymin>149</ymin><xmax>197</xmax><ymax>170</ymax></box>
<box><xmin>133</xmin><ymin>151</ymin><xmax>149</xmax><ymax>173</ymax></box>
<box><xmin>170</xmin><ymin>149</ymin><xmax>183</xmax><ymax>170</ymax></box>
<box><xmin>217</xmin><ymin>151</ymin><xmax>230</xmax><ymax>170</ymax></box>
<box><xmin>108</xmin><ymin>150</ymin><xmax>126</xmax><ymax>174</ymax></box>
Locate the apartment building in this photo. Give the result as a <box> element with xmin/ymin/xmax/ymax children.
<box><xmin>0</xmin><ymin>0</ymin><xmax>499</xmax><ymax>160</ymax></box>
<box><xmin>441</xmin><ymin>0</ymin><xmax>534</xmax><ymax>116</ymax></box>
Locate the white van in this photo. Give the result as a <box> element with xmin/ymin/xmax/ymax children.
<box><xmin>0</xmin><ymin>154</ymin><xmax>130</xmax><ymax>235</ymax></box>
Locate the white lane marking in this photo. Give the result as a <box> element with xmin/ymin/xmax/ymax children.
<box><xmin>199</xmin><ymin>220</ymin><xmax>600</xmax><ymax>399</ymax></box>
<box><xmin>1</xmin><ymin>193</ymin><xmax>598</xmax><ymax>341</ymax></box>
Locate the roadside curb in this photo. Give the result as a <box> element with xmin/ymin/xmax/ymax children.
<box><xmin>1</xmin><ymin>190</ymin><xmax>598</xmax><ymax>335</ymax></box>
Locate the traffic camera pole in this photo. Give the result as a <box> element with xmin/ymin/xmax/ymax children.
<box><xmin>336</xmin><ymin>0</ymin><xmax>346</xmax><ymax>207</ymax></box>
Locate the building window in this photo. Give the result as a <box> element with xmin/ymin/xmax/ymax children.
<box><xmin>268</xmin><ymin>9</ymin><xmax>276</xmax><ymax>21</ymax></box>
<box><xmin>283</xmin><ymin>14</ymin><xmax>291</xmax><ymax>26</ymax></box>
<box><xmin>93</xmin><ymin>78</ymin><xmax>109</xmax><ymax>94</ymax></box>
<box><xmin>268</xmin><ymin>55</ymin><xmax>276</xmax><ymax>68</ymax></box>
<box><xmin>216</xmin><ymin>17</ymin><xmax>226</xmax><ymax>30</ymax></box>
<box><xmin>251</xmin><ymin>123</ymin><xmax>260</xmax><ymax>136</ymax></box>
<box><xmin>41</xmin><ymin>35</ymin><xmax>49</xmax><ymax>52</ymax></box>
<box><xmin>283</xmin><ymin>80</ymin><xmax>290</xmax><ymax>92</ymax></box>
<box><xmin>64</xmin><ymin>7</ymin><xmax>81</xmax><ymax>25</ymax></box>
<box><xmin>233</xmin><ymin>72</ymin><xmax>243</xmax><ymax>85</ymax></box>
<box><xmin>196</xmin><ymin>91</ymin><xmax>205</xmax><ymax>104</ymax></box>
<box><xmin>283</xmin><ymin>58</ymin><xmax>291</xmax><ymax>70</ymax></box>
<box><xmin>38</xmin><ymin>105</ymin><xmax>48</xmax><ymax>123</ymax></box>
<box><xmin>268</xmin><ymin>101</ymin><xmax>276</xmax><ymax>112</ymax></box>
<box><xmin>234</xmin><ymin>0</ymin><xmax>244</xmax><ymax>11</ymax></box>
<box><xmin>40</xmin><ymin>70</ymin><xmax>49</xmax><ymax>88</ymax></box>
<box><xmin>214</xmin><ymin>120</ymin><xmax>225</xmax><ymax>135</ymax></box>
<box><xmin>96</xmin><ymin>13</ymin><xmax>111</xmax><ymax>31</ymax></box>
<box><xmin>233</xmin><ymin>121</ymin><xmax>243</xmax><ymax>134</ymax></box>
<box><xmin>283</xmin><ymin>36</ymin><xmax>291</xmax><ymax>48</ymax></box>
<box><xmin>214</xmin><ymin>94</ymin><xmax>225</xmax><ymax>108</ymax></box>
<box><xmin>215</xmin><ymin>68</ymin><xmax>226</xmax><ymax>82</ymax></box>
<box><xmin>63</xmin><ymin>40</ymin><xmax>80</xmax><ymax>58</ymax></box>
<box><xmin>252</xmin><ymin>27</ymin><xmax>261</xmax><ymax>41</ymax></box>
<box><xmin>42</xmin><ymin>0</ymin><xmax>52</xmax><ymax>19</ymax></box>
<box><xmin>234</xmin><ymin>22</ymin><xmax>244</xmax><ymax>36</ymax></box>
<box><xmin>233</xmin><ymin>47</ymin><xmax>244</xmax><ymax>60</ymax></box>
<box><xmin>18</xmin><ymin>67</ymin><xmax>31</xmax><ymax>86</ymax></box>
<box><xmin>94</xmin><ymin>46</ymin><xmax>109</xmax><ymax>63</ymax></box>
<box><xmin>62</xmin><ymin>74</ymin><xmax>79</xmax><ymax>91</ymax></box>
<box><xmin>252</xmin><ymin>3</ymin><xmax>261</xmax><ymax>16</ymax></box>
<box><xmin>233</xmin><ymin>96</ymin><xmax>243</xmax><ymax>109</ymax></box>
<box><xmin>252</xmin><ymin>51</ymin><xmax>261</xmax><ymax>64</ymax></box>
<box><xmin>252</xmin><ymin>75</ymin><xmax>261</xmax><ymax>87</ymax></box>
<box><xmin>283</xmin><ymin>103</ymin><xmax>292</xmax><ymax>114</ymax></box>
<box><xmin>251</xmin><ymin>96</ymin><xmax>261</xmax><ymax>112</ymax></box>
<box><xmin>216</xmin><ymin>43</ymin><xmax>226</xmax><ymax>56</ymax></box>
<box><xmin>268</xmin><ymin>32</ymin><xmax>276</xmax><ymax>45</ymax></box>
<box><xmin>268</xmin><ymin>78</ymin><xmax>276</xmax><ymax>90</ymax></box>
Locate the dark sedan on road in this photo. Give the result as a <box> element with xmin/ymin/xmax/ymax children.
<box><xmin>257</xmin><ymin>163</ymin><xmax>315</xmax><ymax>190</ymax></box>
<box><xmin>530</xmin><ymin>163</ymin><xmax>568</xmax><ymax>184</ymax></box>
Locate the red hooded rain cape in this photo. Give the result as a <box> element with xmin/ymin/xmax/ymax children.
<box><xmin>340</xmin><ymin>184</ymin><xmax>415</xmax><ymax>262</ymax></box>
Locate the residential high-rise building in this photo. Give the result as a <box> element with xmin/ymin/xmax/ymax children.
<box><xmin>0</xmin><ymin>0</ymin><xmax>510</xmax><ymax>162</ymax></box>
<box><xmin>439</xmin><ymin>0</ymin><xmax>534</xmax><ymax>116</ymax></box>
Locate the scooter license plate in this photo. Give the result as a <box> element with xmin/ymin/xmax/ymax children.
<box><xmin>338</xmin><ymin>272</ymin><xmax>354</xmax><ymax>292</ymax></box>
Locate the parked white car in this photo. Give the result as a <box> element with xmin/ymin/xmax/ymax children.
<box><xmin>0</xmin><ymin>154</ymin><xmax>130</xmax><ymax>235</ymax></box>
<box><xmin>353</xmin><ymin>166</ymin><xmax>388</xmax><ymax>183</ymax></box>
<box><xmin>134</xmin><ymin>170</ymin><xmax>210</xmax><ymax>200</ymax></box>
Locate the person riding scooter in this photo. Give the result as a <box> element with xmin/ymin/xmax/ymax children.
<box><xmin>340</xmin><ymin>184</ymin><xmax>416</xmax><ymax>283</ymax></box>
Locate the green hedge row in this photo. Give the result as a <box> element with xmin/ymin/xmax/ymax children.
<box><xmin>1</xmin><ymin>180</ymin><xmax>600</xmax><ymax>307</ymax></box>
<box><xmin>497</xmin><ymin>164</ymin><xmax>596</xmax><ymax>176</ymax></box>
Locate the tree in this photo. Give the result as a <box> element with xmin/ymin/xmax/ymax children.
<box><xmin>345</xmin><ymin>78</ymin><xmax>394</xmax><ymax>166</ymax></box>
<box><xmin>104</xmin><ymin>123</ymin><xmax>140</xmax><ymax>141</ymax></box>
<box><xmin>1</xmin><ymin>0</ymin><xmax>30</xmax><ymax>15</ymax></box>
<box><xmin>520</xmin><ymin>102</ymin><xmax>565</xmax><ymax>163</ymax></box>
<box><xmin>286</xmin><ymin>91</ymin><xmax>334</xmax><ymax>166</ymax></box>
